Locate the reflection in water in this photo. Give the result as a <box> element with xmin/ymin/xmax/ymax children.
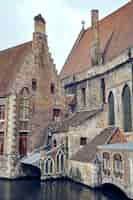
<box><xmin>0</xmin><ymin>179</ymin><xmax>128</xmax><ymax>200</ymax></box>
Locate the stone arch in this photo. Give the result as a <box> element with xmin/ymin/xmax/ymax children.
<box><xmin>108</xmin><ymin>91</ymin><xmax>115</xmax><ymax>126</ymax></box>
<box><xmin>56</xmin><ymin>150</ymin><xmax>65</xmax><ymax>173</ymax></box>
<box><xmin>44</xmin><ymin>157</ymin><xmax>54</xmax><ymax>175</ymax></box>
<box><xmin>122</xmin><ymin>85</ymin><xmax>132</xmax><ymax>132</ymax></box>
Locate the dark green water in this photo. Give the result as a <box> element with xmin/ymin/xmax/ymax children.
<box><xmin>0</xmin><ymin>180</ymin><xmax>129</xmax><ymax>200</ymax></box>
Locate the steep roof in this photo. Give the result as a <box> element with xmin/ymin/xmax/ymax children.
<box><xmin>0</xmin><ymin>41</ymin><xmax>32</xmax><ymax>96</ymax></box>
<box><xmin>47</xmin><ymin>109</ymin><xmax>102</xmax><ymax>134</ymax></box>
<box><xmin>71</xmin><ymin>127</ymin><xmax>123</xmax><ymax>163</ymax></box>
<box><xmin>60</xmin><ymin>1</ymin><xmax>133</xmax><ymax>79</ymax></box>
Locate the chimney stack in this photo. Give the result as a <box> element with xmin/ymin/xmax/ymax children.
<box><xmin>34</xmin><ymin>14</ymin><xmax>46</xmax><ymax>34</ymax></box>
<box><xmin>91</xmin><ymin>9</ymin><xmax>101</xmax><ymax>66</ymax></box>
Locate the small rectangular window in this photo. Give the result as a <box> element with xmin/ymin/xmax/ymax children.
<box><xmin>0</xmin><ymin>132</ymin><xmax>4</xmax><ymax>155</ymax></box>
<box><xmin>80</xmin><ymin>137</ymin><xmax>87</xmax><ymax>146</ymax></box>
<box><xmin>50</xmin><ymin>83</ymin><xmax>55</xmax><ymax>94</ymax></box>
<box><xmin>101</xmin><ymin>78</ymin><xmax>106</xmax><ymax>104</ymax></box>
<box><xmin>32</xmin><ymin>79</ymin><xmax>37</xmax><ymax>91</ymax></box>
<box><xmin>81</xmin><ymin>88</ymin><xmax>86</xmax><ymax>106</ymax></box>
<box><xmin>53</xmin><ymin>108</ymin><xmax>60</xmax><ymax>121</ymax></box>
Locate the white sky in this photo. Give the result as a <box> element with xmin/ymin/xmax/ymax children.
<box><xmin>0</xmin><ymin>0</ymin><xmax>128</xmax><ymax>72</ymax></box>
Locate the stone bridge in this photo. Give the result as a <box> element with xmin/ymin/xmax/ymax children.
<box><xmin>99</xmin><ymin>176</ymin><xmax>133</xmax><ymax>199</ymax></box>
<box><xmin>20</xmin><ymin>145</ymin><xmax>50</xmax><ymax>178</ymax></box>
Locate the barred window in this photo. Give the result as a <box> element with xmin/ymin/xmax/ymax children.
<box><xmin>0</xmin><ymin>105</ymin><xmax>5</xmax><ymax>120</ymax></box>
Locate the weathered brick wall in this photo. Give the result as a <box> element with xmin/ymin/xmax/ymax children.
<box><xmin>7</xmin><ymin>32</ymin><xmax>60</xmax><ymax>151</ymax></box>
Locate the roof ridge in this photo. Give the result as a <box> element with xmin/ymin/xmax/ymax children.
<box><xmin>0</xmin><ymin>41</ymin><xmax>32</xmax><ymax>54</ymax></box>
<box><xmin>99</xmin><ymin>1</ymin><xmax>131</xmax><ymax>24</ymax></box>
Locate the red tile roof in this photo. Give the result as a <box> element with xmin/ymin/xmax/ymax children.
<box><xmin>60</xmin><ymin>1</ymin><xmax>133</xmax><ymax>79</ymax></box>
<box><xmin>0</xmin><ymin>41</ymin><xmax>32</xmax><ymax>96</ymax></box>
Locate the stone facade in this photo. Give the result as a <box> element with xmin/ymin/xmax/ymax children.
<box><xmin>97</xmin><ymin>143</ymin><xmax>133</xmax><ymax>199</ymax></box>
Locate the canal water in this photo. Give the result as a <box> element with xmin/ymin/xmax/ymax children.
<box><xmin>0</xmin><ymin>179</ymin><xmax>129</xmax><ymax>200</ymax></box>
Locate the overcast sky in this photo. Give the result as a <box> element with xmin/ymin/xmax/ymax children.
<box><xmin>0</xmin><ymin>0</ymin><xmax>128</xmax><ymax>72</ymax></box>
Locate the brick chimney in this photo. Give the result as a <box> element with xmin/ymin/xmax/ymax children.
<box><xmin>34</xmin><ymin>14</ymin><xmax>46</xmax><ymax>33</ymax></box>
<box><xmin>90</xmin><ymin>9</ymin><xmax>101</xmax><ymax>66</ymax></box>
<box><xmin>32</xmin><ymin>14</ymin><xmax>47</xmax><ymax>65</ymax></box>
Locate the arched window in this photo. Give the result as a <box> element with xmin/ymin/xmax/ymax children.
<box><xmin>60</xmin><ymin>153</ymin><xmax>64</xmax><ymax>172</ymax></box>
<box><xmin>56</xmin><ymin>151</ymin><xmax>65</xmax><ymax>173</ymax></box>
<box><xmin>44</xmin><ymin>158</ymin><xmax>54</xmax><ymax>175</ymax></box>
<box><xmin>108</xmin><ymin>91</ymin><xmax>115</xmax><ymax>126</ymax></box>
<box><xmin>122</xmin><ymin>85</ymin><xmax>132</xmax><ymax>132</ymax></box>
<box><xmin>103</xmin><ymin>152</ymin><xmax>110</xmax><ymax>176</ymax></box>
<box><xmin>19</xmin><ymin>88</ymin><xmax>30</xmax><ymax>120</ymax></box>
<box><xmin>19</xmin><ymin>88</ymin><xmax>30</xmax><ymax>157</ymax></box>
<box><xmin>113</xmin><ymin>154</ymin><xmax>123</xmax><ymax>179</ymax></box>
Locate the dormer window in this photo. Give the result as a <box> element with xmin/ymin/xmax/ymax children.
<box><xmin>50</xmin><ymin>83</ymin><xmax>55</xmax><ymax>94</ymax></box>
<box><xmin>32</xmin><ymin>79</ymin><xmax>37</xmax><ymax>91</ymax></box>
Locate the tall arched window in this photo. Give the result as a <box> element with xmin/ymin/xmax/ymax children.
<box><xmin>122</xmin><ymin>85</ymin><xmax>132</xmax><ymax>132</ymax></box>
<box><xmin>108</xmin><ymin>91</ymin><xmax>115</xmax><ymax>126</ymax></box>
<box><xmin>19</xmin><ymin>88</ymin><xmax>30</xmax><ymax>157</ymax></box>
<box><xmin>56</xmin><ymin>151</ymin><xmax>65</xmax><ymax>173</ymax></box>
<box><xmin>19</xmin><ymin>88</ymin><xmax>30</xmax><ymax>121</ymax></box>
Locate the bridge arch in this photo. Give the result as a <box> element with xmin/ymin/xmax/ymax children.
<box><xmin>101</xmin><ymin>183</ymin><xmax>130</xmax><ymax>199</ymax></box>
<box><xmin>21</xmin><ymin>163</ymin><xmax>41</xmax><ymax>179</ymax></box>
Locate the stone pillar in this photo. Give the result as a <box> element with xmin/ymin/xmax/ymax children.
<box><xmin>91</xmin><ymin>10</ymin><xmax>101</xmax><ymax>66</ymax></box>
<box><xmin>6</xmin><ymin>94</ymin><xmax>18</xmax><ymax>178</ymax></box>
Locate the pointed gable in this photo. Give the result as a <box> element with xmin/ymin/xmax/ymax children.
<box><xmin>0</xmin><ymin>41</ymin><xmax>32</xmax><ymax>96</ymax></box>
<box><xmin>60</xmin><ymin>1</ymin><xmax>133</xmax><ymax>79</ymax></box>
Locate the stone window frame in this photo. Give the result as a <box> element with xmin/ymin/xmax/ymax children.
<box><xmin>81</xmin><ymin>87</ymin><xmax>86</xmax><ymax>107</ymax></box>
<box><xmin>19</xmin><ymin>88</ymin><xmax>30</xmax><ymax>121</ymax></box>
<box><xmin>19</xmin><ymin>88</ymin><xmax>30</xmax><ymax>132</ymax></box>
<box><xmin>44</xmin><ymin>157</ymin><xmax>54</xmax><ymax>175</ymax></box>
<box><xmin>56</xmin><ymin>150</ymin><xmax>65</xmax><ymax>174</ymax></box>
<box><xmin>103</xmin><ymin>152</ymin><xmax>111</xmax><ymax>176</ymax></box>
<box><xmin>113</xmin><ymin>153</ymin><xmax>123</xmax><ymax>179</ymax></box>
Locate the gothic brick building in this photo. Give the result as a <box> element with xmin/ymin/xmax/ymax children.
<box><xmin>41</xmin><ymin>2</ymin><xmax>133</xmax><ymax>197</ymax></box>
<box><xmin>0</xmin><ymin>14</ymin><xmax>65</xmax><ymax>178</ymax></box>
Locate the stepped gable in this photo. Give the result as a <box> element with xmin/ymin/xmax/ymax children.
<box><xmin>60</xmin><ymin>1</ymin><xmax>133</xmax><ymax>79</ymax></box>
<box><xmin>0</xmin><ymin>41</ymin><xmax>32</xmax><ymax>96</ymax></box>
<box><xmin>71</xmin><ymin>127</ymin><xmax>127</xmax><ymax>163</ymax></box>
